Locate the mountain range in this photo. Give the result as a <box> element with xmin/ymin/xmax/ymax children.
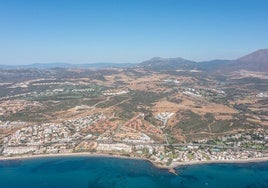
<box><xmin>140</xmin><ymin>49</ymin><xmax>268</xmax><ymax>73</ymax></box>
<box><xmin>0</xmin><ymin>49</ymin><xmax>267</xmax><ymax>72</ymax></box>
<box><xmin>0</xmin><ymin>62</ymin><xmax>135</xmax><ymax>70</ymax></box>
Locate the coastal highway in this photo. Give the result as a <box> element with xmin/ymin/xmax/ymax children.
<box><xmin>88</xmin><ymin>139</ymin><xmax>267</xmax><ymax>152</ymax></box>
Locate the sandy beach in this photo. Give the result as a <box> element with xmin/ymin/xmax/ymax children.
<box><xmin>0</xmin><ymin>152</ymin><xmax>140</xmax><ymax>162</ymax></box>
<box><xmin>170</xmin><ymin>157</ymin><xmax>268</xmax><ymax>168</ymax></box>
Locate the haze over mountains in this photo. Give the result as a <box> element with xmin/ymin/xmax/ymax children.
<box><xmin>139</xmin><ymin>57</ymin><xmax>196</xmax><ymax>71</ymax></box>
<box><xmin>140</xmin><ymin>49</ymin><xmax>268</xmax><ymax>73</ymax></box>
<box><xmin>0</xmin><ymin>62</ymin><xmax>134</xmax><ymax>69</ymax></box>
<box><xmin>0</xmin><ymin>49</ymin><xmax>267</xmax><ymax>73</ymax></box>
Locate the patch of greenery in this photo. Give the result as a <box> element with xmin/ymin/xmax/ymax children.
<box><xmin>0</xmin><ymin>111</ymin><xmax>46</xmax><ymax>122</ymax></box>
<box><xmin>210</xmin><ymin>120</ymin><xmax>230</xmax><ymax>133</ymax></box>
<box><xmin>176</xmin><ymin>111</ymin><xmax>211</xmax><ymax>133</ymax></box>
<box><xmin>96</xmin><ymin>95</ymin><xmax>129</xmax><ymax>108</ymax></box>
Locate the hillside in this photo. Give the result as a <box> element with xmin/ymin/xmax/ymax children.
<box><xmin>221</xmin><ymin>49</ymin><xmax>268</xmax><ymax>73</ymax></box>
<box><xmin>139</xmin><ymin>49</ymin><xmax>268</xmax><ymax>73</ymax></box>
<box><xmin>139</xmin><ymin>57</ymin><xmax>196</xmax><ymax>71</ymax></box>
<box><xmin>197</xmin><ymin>59</ymin><xmax>231</xmax><ymax>71</ymax></box>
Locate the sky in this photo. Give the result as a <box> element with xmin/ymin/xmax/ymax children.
<box><xmin>0</xmin><ymin>0</ymin><xmax>268</xmax><ymax>65</ymax></box>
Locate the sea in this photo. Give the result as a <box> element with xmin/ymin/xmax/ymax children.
<box><xmin>0</xmin><ymin>156</ymin><xmax>267</xmax><ymax>188</ymax></box>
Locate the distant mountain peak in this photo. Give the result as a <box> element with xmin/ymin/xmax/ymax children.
<box><xmin>225</xmin><ymin>49</ymin><xmax>268</xmax><ymax>72</ymax></box>
<box><xmin>149</xmin><ymin>57</ymin><xmax>163</xmax><ymax>60</ymax></box>
<box><xmin>147</xmin><ymin>57</ymin><xmax>187</xmax><ymax>61</ymax></box>
<box><xmin>139</xmin><ymin>57</ymin><xmax>196</xmax><ymax>71</ymax></box>
<box><xmin>237</xmin><ymin>49</ymin><xmax>268</xmax><ymax>63</ymax></box>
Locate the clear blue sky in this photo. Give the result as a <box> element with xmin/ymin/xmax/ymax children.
<box><xmin>0</xmin><ymin>0</ymin><xmax>268</xmax><ymax>64</ymax></box>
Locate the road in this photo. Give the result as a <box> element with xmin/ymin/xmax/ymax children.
<box><xmin>90</xmin><ymin>139</ymin><xmax>267</xmax><ymax>152</ymax></box>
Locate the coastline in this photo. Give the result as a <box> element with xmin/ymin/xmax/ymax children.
<box><xmin>170</xmin><ymin>157</ymin><xmax>268</xmax><ymax>168</ymax></box>
<box><xmin>0</xmin><ymin>152</ymin><xmax>268</xmax><ymax>171</ymax></box>
<box><xmin>0</xmin><ymin>152</ymin><xmax>168</xmax><ymax>170</ymax></box>
<box><xmin>0</xmin><ymin>153</ymin><xmax>143</xmax><ymax>162</ymax></box>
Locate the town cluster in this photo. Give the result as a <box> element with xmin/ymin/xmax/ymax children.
<box><xmin>1</xmin><ymin>114</ymin><xmax>267</xmax><ymax>167</ymax></box>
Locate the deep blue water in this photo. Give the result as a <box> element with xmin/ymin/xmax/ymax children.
<box><xmin>0</xmin><ymin>157</ymin><xmax>268</xmax><ymax>188</ymax></box>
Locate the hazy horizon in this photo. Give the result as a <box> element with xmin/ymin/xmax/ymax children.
<box><xmin>1</xmin><ymin>0</ymin><xmax>268</xmax><ymax>65</ymax></box>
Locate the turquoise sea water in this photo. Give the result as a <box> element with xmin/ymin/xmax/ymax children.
<box><xmin>0</xmin><ymin>156</ymin><xmax>267</xmax><ymax>188</ymax></box>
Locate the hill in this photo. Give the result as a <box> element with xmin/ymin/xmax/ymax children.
<box><xmin>231</xmin><ymin>49</ymin><xmax>268</xmax><ymax>72</ymax></box>
<box><xmin>197</xmin><ymin>59</ymin><xmax>231</xmax><ymax>71</ymax></box>
<box><xmin>139</xmin><ymin>57</ymin><xmax>196</xmax><ymax>71</ymax></box>
<box><xmin>139</xmin><ymin>49</ymin><xmax>268</xmax><ymax>73</ymax></box>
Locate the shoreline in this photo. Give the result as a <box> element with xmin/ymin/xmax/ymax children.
<box><xmin>0</xmin><ymin>153</ymin><xmax>143</xmax><ymax>162</ymax></box>
<box><xmin>170</xmin><ymin>157</ymin><xmax>268</xmax><ymax>169</ymax></box>
<box><xmin>0</xmin><ymin>152</ymin><xmax>167</xmax><ymax>169</ymax></box>
<box><xmin>1</xmin><ymin>152</ymin><xmax>268</xmax><ymax>171</ymax></box>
